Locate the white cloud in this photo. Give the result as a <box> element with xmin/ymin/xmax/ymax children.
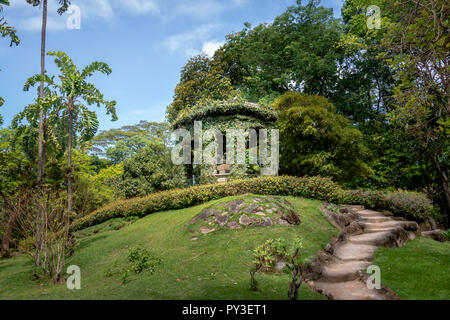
<box><xmin>6</xmin><ymin>0</ymin><xmax>250</xmax><ymax>33</ymax></box>
<box><xmin>119</xmin><ymin>0</ymin><xmax>160</xmax><ymax>15</ymax></box>
<box><xmin>170</xmin><ymin>0</ymin><xmax>248</xmax><ymax>19</ymax></box>
<box><xmin>19</xmin><ymin>15</ymin><xmax>65</xmax><ymax>32</ymax></box>
<box><xmin>163</xmin><ymin>23</ymin><xmax>220</xmax><ymax>56</ymax></box>
<box><xmin>201</xmin><ymin>40</ymin><xmax>223</xmax><ymax>57</ymax></box>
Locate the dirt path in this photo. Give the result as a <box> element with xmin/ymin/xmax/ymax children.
<box><xmin>306</xmin><ymin>206</ymin><xmax>418</xmax><ymax>300</ymax></box>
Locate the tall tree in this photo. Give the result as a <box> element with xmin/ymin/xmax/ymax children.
<box><xmin>25</xmin><ymin>0</ymin><xmax>71</xmax><ymax>267</ymax></box>
<box><xmin>24</xmin><ymin>51</ymin><xmax>117</xmax><ymax>242</ymax></box>
<box><xmin>25</xmin><ymin>0</ymin><xmax>71</xmax><ymax>186</ymax></box>
<box><xmin>274</xmin><ymin>91</ymin><xmax>371</xmax><ymax>183</ymax></box>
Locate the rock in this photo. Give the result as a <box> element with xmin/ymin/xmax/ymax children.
<box><xmin>227</xmin><ymin>221</ymin><xmax>241</xmax><ymax>230</ymax></box>
<box><xmin>338</xmin><ymin>208</ymin><xmax>349</xmax><ymax>214</ymax></box>
<box><xmin>245</xmin><ymin>204</ymin><xmax>259</xmax><ymax>213</ymax></box>
<box><xmin>255</xmin><ymin>211</ymin><xmax>266</xmax><ymax>216</ymax></box>
<box><xmin>190</xmin><ymin>237</ymin><xmax>198</xmax><ymax>241</ymax></box>
<box><xmin>239</xmin><ymin>214</ymin><xmax>252</xmax><ymax>226</ymax></box>
<box><xmin>344</xmin><ymin>221</ymin><xmax>364</xmax><ymax>235</ymax></box>
<box><xmin>225</xmin><ymin>199</ymin><xmax>246</xmax><ymax>213</ymax></box>
<box><xmin>253</xmin><ymin>198</ymin><xmax>263</xmax><ymax>202</ymax></box>
<box><xmin>277</xmin><ymin>218</ymin><xmax>289</xmax><ymax>226</ymax></box>
<box><xmin>324</xmin><ymin>243</ymin><xmax>334</xmax><ymax>254</ymax></box>
<box><xmin>274</xmin><ymin>261</ymin><xmax>286</xmax><ymax>272</ymax></box>
<box><xmin>200</xmin><ymin>226</ymin><xmax>215</xmax><ymax>235</ymax></box>
<box><xmin>280</xmin><ymin>209</ymin><xmax>301</xmax><ymax>225</ymax></box>
<box><xmin>262</xmin><ymin>217</ymin><xmax>272</xmax><ymax>227</ymax></box>
<box><xmin>215</xmin><ymin>212</ymin><xmax>228</xmax><ymax>225</ymax></box>
<box><xmin>421</xmin><ymin>230</ymin><xmax>448</xmax><ymax>242</ymax></box>
<box><xmin>266</xmin><ymin>209</ymin><xmax>273</xmax><ymax>214</ymax></box>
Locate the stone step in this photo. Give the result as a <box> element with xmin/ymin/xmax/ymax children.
<box><xmin>364</xmin><ymin>228</ymin><xmax>397</xmax><ymax>233</ymax></box>
<box><xmin>361</xmin><ymin>221</ymin><xmax>407</xmax><ymax>230</ymax></box>
<box><xmin>333</xmin><ymin>243</ymin><xmax>377</xmax><ymax>261</ymax></box>
<box><xmin>357</xmin><ymin>209</ymin><xmax>386</xmax><ymax>217</ymax></box>
<box><xmin>348</xmin><ymin>231</ymin><xmax>393</xmax><ymax>246</ymax></box>
<box><xmin>321</xmin><ymin>260</ymin><xmax>372</xmax><ymax>282</ymax></box>
<box><xmin>311</xmin><ymin>280</ymin><xmax>386</xmax><ymax>300</ymax></box>
<box><xmin>360</xmin><ymin>216</ymin><xmax>392</xmax><ymax>223</ymax></box>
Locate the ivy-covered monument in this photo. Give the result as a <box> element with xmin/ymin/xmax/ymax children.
<box><xmin>172</xmin><ymin>99</ymin><xmax>279</xmax><ymax>185</ymax></box>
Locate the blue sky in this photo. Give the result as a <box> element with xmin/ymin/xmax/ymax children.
<box><xmin>0</xmin><ymin>0</ymin><xmax>343</xmax><ymax>131</ymax></box>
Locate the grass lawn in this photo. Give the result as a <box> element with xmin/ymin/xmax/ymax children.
<box><xmin>0</xmin><ymin>195</ymin><xmax>338</xmax><ymax>300</ymax></box>
<box><xmin>373</xmin><ymin>237</ymin><xmax>450</xmax><ymax>300</ymax></box>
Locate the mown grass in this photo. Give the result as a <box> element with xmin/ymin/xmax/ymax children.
<box><xmin>0</xmin><ymin>195</ymin><xmax>337</xmax><ymax>300</ymax></box>
<box><xmin>373</xmin><ymin>237</ymin><xmax>450</xmax><ymax>300</ymax></box>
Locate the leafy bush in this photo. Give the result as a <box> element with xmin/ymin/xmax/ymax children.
<box><xmin>442</xmin><ymin>229</ymin><xmax>450</xmax><ymax>241</ymax></box>
<box><xmin>104</xmin><ymin>247</ymin><xmax>162</xmax><ymax>284</ymax></box>
<box><xmin>127</xmin><ymin>248</ymin><xmax>161</xmax><ymax>274</ymax></box>
<box><xmin>72</xmin><ymin>176</ymin><xmax>433</xmax><ymax>231</ymax></box>
<box><xmin>344</xmin><ymin>190</ymin><xmax>433</xmax><ymax>221</ymax></box>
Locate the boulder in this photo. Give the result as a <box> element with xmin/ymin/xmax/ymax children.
<box><xmin>421</xmin><ymin>230</ymin><xmax>448</xmax><ymax>242</ymax></box>
<box><xmin>239</xmin><ymin>214</ymin><xmax>252</xmax><ymax>226</ymax></box>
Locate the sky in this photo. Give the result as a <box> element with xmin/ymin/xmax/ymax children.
<box><xmin>0</xmin><ymin>0</ymin><xmax>343</xmax><ymax>131</ymax></box>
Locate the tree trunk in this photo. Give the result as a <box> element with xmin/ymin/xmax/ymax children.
<box><xmin>35</xmin><ymin>0</ymin><xmax>48</xmax><ymax>269</ymax></box>
<box><xmin>434</xmin><ymin>153</ymin><xmax>450</xmax><ymax>217</ymax></box>
<box><xmin>67</xmin><ymin>99</ymin><xmax>75</xmax><ymax>256</ymax></box>
<box><xmin>67</xmin><ymin>100</ymin><xmax>73</xmax><ymax>221</ymax></box>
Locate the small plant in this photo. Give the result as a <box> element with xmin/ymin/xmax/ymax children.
<box><xmin>104</xmin><ymin>247</ymin><xmax>162</xmax><ymax>284</ymax></box>
<box><xmin>442</xmin><ymin>229</ymin><xmax>450</xmax><ymax>241</ymax></box>
<box><xmin>250</xmin><ymin>238</ymin><xmax>288</xmax><ymax>291</ymax></box>
<box><xmin>249</xmin><ymin>237</ymin><xmax>304</xmax><ymax>298</ymax></box>
<box><xmin>327</xmin><ymin>203</ymin><xmax>339</xmax><ymax>214</ymax></box>
<box><xmin>286</xmin><ymin>238</ymin><xmax>304</xmax><ymax>301</ymax></box>
<box><xmin>127</xmin><ymin>247</ymin><xmax>161</xmax><ymax>274</ymax></box>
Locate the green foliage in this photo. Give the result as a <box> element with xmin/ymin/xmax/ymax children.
<box><xmin>222</xmin><ymin>0</ymin><xmax>343</xmax><ymax>104</ymax></box>
<box><xmin>105</xmin><ymin>247</ymin><xmax>162</xmax><ymax>284</ymax></box>
<box><xmin>167</xmin><ymin>52</ymin><xmax>237</xmax><ymax>124</ymax></box>
<box><xmin>115</xmin><ymin>140</ymin><xmax>186</xmax><ymax>199</ymax></box>
<box><xmin>72</xmin><ymin>175</ymin><xmax>433</xmax><ymax>231</ymax></box>
<box><xmin>91</xmin><ymin>121</ymin><xmax>171</xmax><ymax>158</ymax></box>
<box><xmin>250</xmin><ymin>237</ymin><xmax>303</xmax><ymax>293</ymax></box>
<box><xmin>344</xmin><ymin>190</ymin><xmax>433</xmax><ymax>221</ymax></box>
<box><xmin>127</xmin><ymin>247</ymin><xmax>161</xmax><ymax>274</ymax></box>
<box><xmin>252</xmin><ymin>238</ymin><xmax>289</xmax><ymax>272</ymax></box>
<box><xmin>274</xmin><ymin>92</ymin><xmax>372</xmax><ymax>183</ymax></box>
<box><xmin>173</xmin><ymin>97</ymin><xmax>277</xmax><ymax>130</ymax></box>
<box><xmin>0</xmin><ymin>1</ymin><xmax>19</xmax><ymax>47</ymax></box>
<box><xmin>442</xmin><ymin>230</ymin><xmax>450</xmax><ymax>241</ymax></box>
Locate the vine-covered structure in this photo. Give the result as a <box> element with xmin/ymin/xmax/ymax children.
<box><xmin>172</xmin><ymin>99</ymin><xmax>278</xmax><ymax>184</ymax></box>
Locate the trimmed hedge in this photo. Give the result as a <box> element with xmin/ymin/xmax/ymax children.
<box><xmin>72</xmin><ymin>176</ymin><xmax>433</xmax><ymax>231</ymax></box>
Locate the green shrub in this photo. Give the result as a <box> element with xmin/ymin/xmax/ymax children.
<box><xmin>343</xmin><ymin>189</ymin><xmax>433</xmax><ymax>221</ymax></box>
<box><xmin>442</xmin><ymin>229</ymin><xmax>450</xmax><ymax>241</ymax></box>
<box><xmin>72</xmin><ymin>176</ymin><xmax>432</xmax><ymax>231</ymax></box>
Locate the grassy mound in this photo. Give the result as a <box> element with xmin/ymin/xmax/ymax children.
<box><xmin>186</xmin><ymin>195</ymin><xmax>301</xmax><ymax>235</ymax></box>
<box><xmin>0</xmin><ymin>196</ymin><xmax>338</xmax><ymax>300</ymax></box>
<box><xmin>373</xmin><ymin>237</ymin><xmax>450</xmax><ymax>300</ymax></box>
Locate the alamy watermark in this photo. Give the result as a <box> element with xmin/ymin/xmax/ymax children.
<box><xmin>66</xmin><ymin>265</ymin><xmax>81</xmax><ymax>290</ymax></box>
<box><xmin>366</xmin><ymin>265</ymin><xmax>381</xmax><ymax>290</ymax></box>
<box><xmin>367</xmin><ymin>5</ymin><xmax>381</xmax><ymax>30</ymax></box>
<box><xmin>171</xmin><ymin>121</ymin><xmax>279</xmax><ymax>176</ymax></box>
<box><xmin>66</xmin><ymin>4</ymin><xmax>81</xmax><ymax>30</ymax></box>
